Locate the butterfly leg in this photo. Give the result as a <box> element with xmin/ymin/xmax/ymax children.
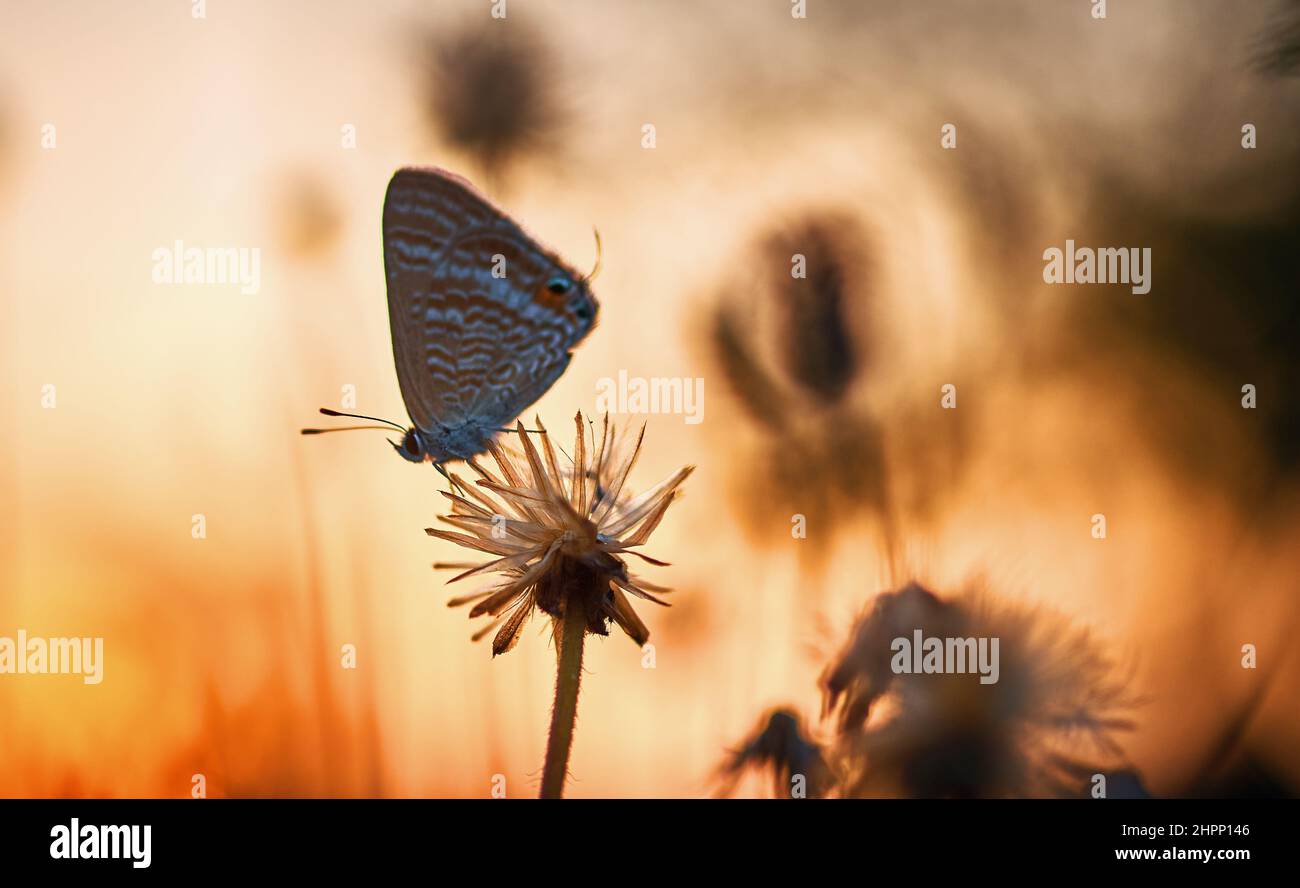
<box><xmin>433</xmin><ymin>462</ymin><xmax>452</xmax><ymax>482</ymax></box>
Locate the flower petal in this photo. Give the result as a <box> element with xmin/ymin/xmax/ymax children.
<box><xmin>570</xmin><ymin>411</ymin><xmax>588</xmax><ymax>511</ymax></box>
<box><xmin>619</xmin><ymin>486</ymin><xmax>685</xmax><ymax>548</ymax></box>
<box><xmin>601</xmin><ymin>465</ymin><xmax>695</xmax><ymax>538</ymax></box>
<box><xmin>448</xmin><ymin>586</ymin><xmax>502</xmax><ymax>608</ymax></box>
<box><xmin>602</xmin><ymin>546</ymin><xmax>671</xmax><ymax>567</ymax></box>
<box><xmin>612</xmin><ymin>573</ymin><xmax>670</xmax><ymax>607</ymax></box>
<box><xmin>590</xmin><ymin>414</ymin><xmax>611</xmax><ymax>512</ymax></box>
<box><xmin>439</xmin><ymin>513</ymin><xmax>554</xmax><ymax>546</ymax></box>
<box><xmin>439</xmin><ymin>488</ymin><xmax>495</xmax><ymax>519</ymax></box>
<box><xmin>535</xmin><ymin>415</ymin><xmax>566</xmax><ymax>501</ymax></box>
<box><xmin>425</xmin><ymin>527</ymin><xmax>516</xmax><ymax>556</ymax></box>
<box><xmin>606</xmin><ymin>586</ymin><xmax>649</xmax><ymax>646</ymax></box>
<box><xmin>445</xmin><ymin>548</ymin><xmax>541</xmax><ymax>583</ymax></box>
<box><xmin>448</xmin><ymin>468</ymin><xmax>508</xmax><ymax>514</ymax></box>
<box><xmin>485</xmin><ymin>438</ymin><xmax>544</xmax><ymax>524</ymax></box>
<box><xmin>592</xmin><ymin>423</ymin><xmax>646</xmax><ymax>526</ymax></box>
<box><xmin>468</xmin><ymin>540</ymin><xmax>561</xmax><ymax>616</ymax></box>
<box><xmin>516</xmin><ymin>417</ymin><xmax>565</xmax><ymax>505</ymax></box>
<box><xmin>492</xmin><ymin>596</ymin><xmax>535</xmax><ymax>656</ymax></box>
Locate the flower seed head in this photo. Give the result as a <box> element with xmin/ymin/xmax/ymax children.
<box><xmin>429</xmin><ymin>413</ymin><xmax>693</xmax><ymax>656</ymax></box>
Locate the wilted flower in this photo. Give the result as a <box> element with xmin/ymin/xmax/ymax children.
<box><xmin>821</xmin><ymin>582</ymin><xmax>1138</xmax><ymax>798</ymax></box>
<box><xmin>430</xmin><ymin>413</ymin><xmax>691</xmax><ymax>799</ymax></box>
<box><xmin>419</xmin><ymin>17</ymin><xmax>565</xmax><ymax>186</ymax></box>
<box><xmin>429</xmin><ymin>413</ymin><xmax>693</xmax><ymax>656</ymax></box>
<box><xmin>716</xmin><ymin>708</ymin><xmax>833</xmax><ymax>799</ymax></box>
<box><xmin>711</xmin><ymin>211</ymin><xmax>870</xmax><ymax>417</ymax></box>
<box><xmin>708</xmin><ymin>211</ymin><xmax>898</xmax><ymax>565</ymax></box>
<box><xmin>767</xmin><ymin>216</ymin><xmax>865</xmax><ymax>406</ymax></box>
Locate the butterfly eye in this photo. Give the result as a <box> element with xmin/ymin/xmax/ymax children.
<box><xmin>574</xmin><ymin>303</ymin><xmax>594</xmax><ymax>322</ymax></box>
<box><xmin>546</xmin><ymin>276</ymin><xmax>573</xmax><ymax>295</ymax></box>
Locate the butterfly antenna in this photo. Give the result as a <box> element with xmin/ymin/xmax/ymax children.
<box><xmin>302</xmin><ymin>407</ymin><xmax>407</xmax><ymax>435</ymax></box>
<box><xmin>584</xmin><ymin>227</ymin><xmax>602</xmax><ymax>283</ymax></box>
<box><xmin>301</xmin><ymin>425</ymin><xmax>401</xmax><ymax>435</ymax></box>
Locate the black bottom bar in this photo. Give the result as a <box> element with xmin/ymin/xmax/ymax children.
<box><xmin>0</xmin><ymin>799</ymin><xmax>1283</xmax><ymax>874</ymax></box>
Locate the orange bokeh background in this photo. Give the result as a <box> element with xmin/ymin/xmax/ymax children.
<box><xmin>2</xmin><ymin>0</ymin><xmax>1298</xmax><ymax>797</ymax></box>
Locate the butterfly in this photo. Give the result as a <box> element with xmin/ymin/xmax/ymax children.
<box><xmin>304</xmin><ymin>167</ymin><xmax>600</xmax><ymax>467</ymax></box>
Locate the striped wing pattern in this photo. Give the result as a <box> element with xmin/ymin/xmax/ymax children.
<box><xmin>382</xmin><ymin>168</ymin><xmax>596</xmax><ymax>458</ymax></box>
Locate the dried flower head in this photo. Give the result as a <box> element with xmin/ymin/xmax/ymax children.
<box><xmin>711</xmin><ymin>210</ymin><xmax>870</xmax><ymax>416</ymax></box>
<box><xmin>429</xmin><ymin>413</ymin><xmax>693</xmax><ymax>656</ymax></box>
<box><xmin>765</xmin><ymin>215</ymin><xmax>865</xmax><ymax>406</ymax></box>
<box><xmin>716</xmin><ymin>708</ymin><xmax>834</xmax><ymax>799</ymax></box>
<box><xmin>706</xmin><ymin>210</ymin><xmax>903</xmax><ymax>565</ymax></box>
<box><xmin>419</xmin><ymin>17</ymin><xmax>565</xmax><ymax>186</ymax></box>
<box><xmin>821</xmin><ymin>582</ymin><xmax>1138</xmax><ymax>798</ymax></box>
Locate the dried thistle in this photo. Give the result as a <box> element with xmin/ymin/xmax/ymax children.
<box><xmin>712</xmin><ymin>212</ymin><xmax>869</xmax><ymax>416</ymax></box>
<box><xmin>419</xmin><ymin>17</ymin><xmax>565</xmax><ymax>187</ymax></box>
<box><xmin>716</xmin><ymin>708</ymin><xmax>833</xmax><ymax>799</ymax></box>
<box><xmin>765</xmin><ymin>216</ymin><xmax>864</xmax><ymax>406</ymax></box>
<box><xmin>428</xmin><ymin>413</ymin><xmax>692</xmax><ymax>797</ymax></box>
<box><xmin>432</xmin><ymin>414</ymin><xmax>692</xmax><ymax>654</ymax></box>
<box><xmin>821</xmin><ymin>582</ymin><xmax>1138</xmax><ymax>799</ymax></box>
<box><xmin>708</xmin><ymin>211</ymin><xmax>896</xmax><ymax>567</ymax></box>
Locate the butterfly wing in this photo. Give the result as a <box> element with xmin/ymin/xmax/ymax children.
<box><xmin>382</xmin><ymin>168</ymin><xmax>598</xmax><ymax>454</ymax></box>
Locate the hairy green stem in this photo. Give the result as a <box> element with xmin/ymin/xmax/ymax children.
<box><xmin>540</xmin><ymin>598</ymin><xmax>586</xmax><ymax>799</ymax></box>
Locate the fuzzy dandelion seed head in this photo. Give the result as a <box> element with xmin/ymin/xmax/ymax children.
<box><xmin>428</xmin><ymin>413</ymin><xmax>693</xmax><ymax>656</ymax></box>
<box><xmin>821</xmin><ymin>581</ymin><xmax>1139</xmax><ymax>799</ymax></box>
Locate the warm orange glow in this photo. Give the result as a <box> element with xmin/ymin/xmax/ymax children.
<box><xmin>2</xmin><ymin>1</ymin><xmax>1298</xmax><ymax>799</ymax></box>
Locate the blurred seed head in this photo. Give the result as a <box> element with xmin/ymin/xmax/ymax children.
<box><xmin>821</xmin><ymin>581</ymin><xmax>1138</xmax><ymax>798</ymax></box>
<box><xmin>715</xmin><ymin>708</ymin><xmax>833</xmax><ymax>799</ymax></box>
<box><xmin>763</xmin><ymin>215</ymin><xmax>866</xmax><ymax>405</ymax></box>
<box><xmin>822</xmin><ymin>582</ymin><xmax>951</xmax><ymax>733</ymax></box>
<box><xmin>711</xmin><ymin>210</ymin><xmax>870</xmax><ymax>415</ymax></box>
<box><xmin>707</xmin><ymin>211</ymin><xmax>889</xmax><ymax>562</ymax></box>
<box><xmin>419</xmin><ymin>17</ymin><xmax>565</xmax><ymax>186</ymax></box>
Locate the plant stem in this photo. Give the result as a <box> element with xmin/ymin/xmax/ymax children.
<box><xmin>540</xmin><ymin>597</ymin><xmax>586</xmax><ymax>799</ymax></box>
